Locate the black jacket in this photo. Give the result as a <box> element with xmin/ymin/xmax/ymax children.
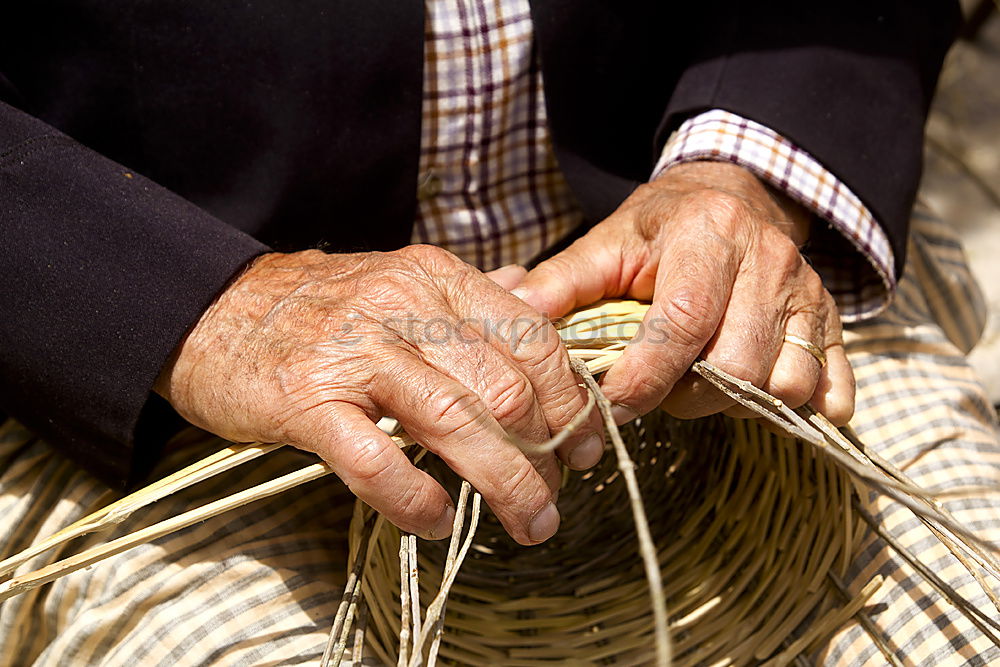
<box><xmin>0</xmin><ymin>1</ymin><xmax>959</xmax><ymax>486</ymax></box>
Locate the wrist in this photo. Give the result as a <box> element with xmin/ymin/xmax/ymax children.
<box><xmin>153</xmin><ymin>251</ymin><xmax>278</xmax><ymax>404</ymax></box>
<box><xmin>763</xmin><ymin>183</ymin><xmax>811</xmax><ymax>247</ymax></box>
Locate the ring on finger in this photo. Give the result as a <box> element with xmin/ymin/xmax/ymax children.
<box><xmin>783</xmin><ymin>334</ymin><xmax>827</xmax><ymax>368</ymax></box>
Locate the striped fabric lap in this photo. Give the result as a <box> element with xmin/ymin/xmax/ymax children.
<box><xmin>0</xmin><ymin>430</ymin><xmax>353</xmax><ymax>667</ymax></box>
<box><xmin>821</xmin><ymin>207</ymin><xmax>1000</xmax><ymax>666</ymax></box>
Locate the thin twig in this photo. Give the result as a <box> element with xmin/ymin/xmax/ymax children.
<box><xmin>334</xmin><ymin>574</ymin><xmax>364</xmax><ymax>666</ymax></box>
<box><xmin>513</xmin><ymin>389</ymin><xmax>596</xmax><ymax>455</ymax></box>
<box><xmin>698</xmin><ymin>354</ymin><xmax>1000</xmax><ymax>627</ymax></box>
<box><xmin>398</xmin><ymin>536</ymin><xmax>412</xmax><ymax>667</ymax></box>
<box><xmin>0</xmin><ymin>461</ymin><xmax>333</xmax><ymax>602</ymax></box>
<box><xmin>352</xmin><ymin>599</ymin><xmax>368</xmax><ymax>665</ymax></box>
<box><xmin>0</xmin><ymin>441</ymin><xmax>284</xmax><ymax>579</ymax></box>
<box><xmin>321</xmin><ymin>513</ymin><xmax>377</xmax><ymax>667</ymax></box>
<box><xmin>427</xmin><ymin>481</ymin><xmax>474</xmax><ymax>667</ymax></box>
<box><xmin>837</xmin><ymin>421</ymin><xmax>1000</xmax><ymax>584</ymax></box>
<box><xmin>409</xmin><ymin>490</ymin><xmax>482</xmax><ymax>667</ymax></box>
<box><xmin>408</xmin><ymin>534</ymin><xmax>422</xmax><ymax>666</ymax></box>
<box><xmin>570</xmin><ymin>357</ymin><xmax>671</xmax><ymax>666</ymax></box>
<box><xmin>853</xmin><ymin>499</ymin><xmax>1000</xmax><ymax>645</ymax></box>
<box><xmin>827</xmin><ymin>571</ymin><xmax>903</xmax><ymax>667</ymax></box>
<box><xmin>692</xmin><ymin>360</ymin><xmax>1000</xmax><ymax>560</ymax></box>
<box><xmin>0</xmin><ymin>425</ymin><xmax>410</xmax><ymax>603</ymax></box>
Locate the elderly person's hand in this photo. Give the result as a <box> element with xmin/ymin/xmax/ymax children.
<box><xmin>154</xmin><ymin>246</ymin><xmax>603</xmax><ymax>545</ymax></box>
<box><xmin>512</xmin><ymin>161</ymin><xmax>855</xmax><ymax>426</ymax></box>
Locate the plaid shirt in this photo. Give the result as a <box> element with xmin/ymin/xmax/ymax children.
<box><xmin>412</xmin><ymin>0</ymin><xmax>893</xmax><ymax>322</ymax></box>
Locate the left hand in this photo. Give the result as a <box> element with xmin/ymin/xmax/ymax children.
<box><xmin>511</xmin><ymin>161</ymin><xmax>855</xmax><ymax>425</ymax></box>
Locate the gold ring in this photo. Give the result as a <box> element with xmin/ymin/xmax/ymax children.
<box><xmin>783</xmin><ymin>334</ymin><xmax>827</xmax><ymax>367</ymax></box>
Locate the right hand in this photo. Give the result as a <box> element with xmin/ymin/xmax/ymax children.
<box><xmin>154</xmin><ymin>246</ymin><xmax>603</xmax><ymax>545</ymax></box>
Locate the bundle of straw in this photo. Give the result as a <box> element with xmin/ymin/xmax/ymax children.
<box><xmin>0</xmin><ymin>300</ymin><xmax>996</xmax><ymax>666</ymax></box>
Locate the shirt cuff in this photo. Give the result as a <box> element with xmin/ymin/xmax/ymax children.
<box><xmin>652</xmin><ymin>109</ymin><xmax>894</xmax><ymax>323</ymax></box>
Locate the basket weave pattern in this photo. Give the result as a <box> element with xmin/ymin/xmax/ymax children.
<box><xmin>355</xmin><ymin>414</ymin><xmax>873</xmax><ymax>665</ymax></box>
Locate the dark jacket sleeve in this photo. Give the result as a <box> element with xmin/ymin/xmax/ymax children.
<box><xmin>660</xmin><ymin>1</ymin><xmax>960</xmax><ymax>277</ymax></box>
<box><xmin>0</xmin><ymin>102</ymin><xmax>268</xmax><ymax>487</ymax></box>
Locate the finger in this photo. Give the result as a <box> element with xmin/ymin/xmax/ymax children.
<box><xmin>510</xmin><ymin>227</ymin><xmax>629</xmax><ymax>318</ymax></box>
<box><xmin>766</xmin><ymin>330</ymin><xmax>825</xmax><ymax>406</ymax></box>
<box><xmin>717</xmin><ymin>307</ymin><xmax>827</xmax><ymax>419</ymax></box>
<box><xmin>726</xmin><ymin>341</ymin><xmax>853</xmax><ymax>424</ymax></box>
<box><xmin>660</xmin><ymin>230</ymin><xmax>828</xmax><ymax>421</ymax></box>
<box><xmin>285</xmin><ymin>402</ymin><xmax>457</xmax><ymax>540</ymax></box>
<box><xmin>725</xmin><ymin>293</ymin><xmax>848</xmax><ymax>422</ymax></box>
<box><xmin>603</xmin><ymin>218</ymin><xmax>741</xmax><ymax>421</ymax></box>
<box><xmin>485</xmin><ymin>264</ymin><xmax>528</xmax><ymax>291</ymax></box>
<box><xmin>411</xmin><ymin>320</ymin><xmax>562</xmax><ymax>492</ymax></box>
<box><xmin>720</xmin><ymin>332</ymin><xmax>824</xmax><ymax>420</ymax></box>
<box><xmin>375</xmin><ymin>354</ymin><xmax>560</xmax><ymax>546</ymax></box>
<box><xmin>488</xmin><ymin>306</ymin><xmax>604</xmax><ymax>470</ymax></box>
<box><xmin>448</xmin><ymin>278</ymin><xmax>604</xmax><ymax>470</ymax></box>
<box><xmin>809</xmin><ymin>343</ymin><xmax>855</xmax><ymax>425</ymax></box>
<box><xmin>808</xmin><ymin>297</ymin><xmax>855</xmax><ymax>425</ymax></box>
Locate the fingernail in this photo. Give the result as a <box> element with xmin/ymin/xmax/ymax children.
<box><xmin>611</xmin><ymin>403</ymin><xmax>639</xmax><ymax>425</ymax></box>
<box><xmin>510</xmin><ymin>286</ymin><xmax>531</xmax><ymax>301</ymax></box>
<box><xmin>425</xmin><ymin>504</ymin><xmax>456</xmax><ymax>541</ymax></box>
<box><xmin>528</xmin><ymin>502</ymin><xmax>560</xmax><ymax>543</ymax></box>
<box><xmin>568</xmin><ymin>432</ymin><xmax>605</xmax><ymax>469</ymax></box>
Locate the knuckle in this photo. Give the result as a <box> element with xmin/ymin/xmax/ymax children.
<box><xmin>424</xmin><ymin>385</ymin><xmax>488</xmax><ymax>436</ymax></box>
<box><xmin>802</xmin><ymin>267</ymin><xmax>825</xmax><ymax>298</ymax></box>
<box><xmin>506</xmin><ymin>315</ymin><xmax>560</xmax><ymax>363</ymax></box>
<box><xmin>768</xmin><ymin>365</ymin><xmax>815</xmax><ymax>408</ymax></box>
<box><xmin>392</xmin><ymin>480</ymin><xmax>436</xmax><ymax>528</ymax></box>
<box><xmin>693</xmin><ymin>190</ymin><xmax>751</xmax><ymax>231</ymax></box>
<box><xmin>826</xmin><ymin>318</ymin><xmax>845</xmax><ymax>346</ymax></box>
<box><xmin>346</xmin><ymin>437</ymin><xmax>395</xmax><ymax>483</ymax></box>
<box><xmin>540</xmin><ymin>382</ymin><xmax>589</xmax><ymax>430</ymax></box>
<box><xmin>659</xmin><ymin>291</ymin><xmax>717</xmax><ymax>348</ymax></box>
<box><xmin>398</xmin><ymin>243</ymin><xmax>448</xmax><ymax>262</ymax></box>
<box><xmin>822</xmin><ymin>287</ymin><xmax>838</xmax><ymax>314</ymax></box>
<box><xmin>696</xmin><ymin>187</ymin><xmax>743</xmax><ymax>210</ymax></box>
<box><xmin>398</xmin><ymin>244</ymin><xmax>462</xmax><ymax>272</ymax></box>
<box><xmin>487</xmin><ymin>372</ymin><xmax>537</xmax><ymax>428</ymax></box>
<box><xmin>776</xmin><ymin>243</ymin><xmax>806</xmax><ymax>277</ymax></box>
<box><xmin>491</xmin><ymin>459</ymin><xmax>541</xmax><ymax>510</ymax></box>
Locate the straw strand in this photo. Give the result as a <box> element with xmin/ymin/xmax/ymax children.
<box><xmin>408</xmin><ymin>485</ymin><xmax>482</xmax><ymax>666</ymax></box>
<box><xmin>570</xmin><ymin>357</ymin><xmax>672</xmax><ymax>667</ymax></box>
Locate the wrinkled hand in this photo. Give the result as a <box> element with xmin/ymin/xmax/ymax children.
<box><xmin>513</xmin><ymin>161</ymin><xmax>855</xmax><ymax>425</ymax></box>
<box><xmin>155</xmin><ymin>246</ymin><xmax>603</xmax><ymax>545</ymax></box>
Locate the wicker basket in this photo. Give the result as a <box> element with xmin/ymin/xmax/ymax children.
<box><xmin>351</xmin><ymin>414</ymin><xmax>874</xmax><ymax>666</ymax></box>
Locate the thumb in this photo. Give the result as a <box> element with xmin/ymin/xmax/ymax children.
<box><xmin>511</xmin><ymin>231</ymin><xmax>628</xmax><ymax>318</ymax></box>
<box><xmin>484</xmin><ymin>263</ymin><xmax>528</xmax><ymax>290</ymax></box>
